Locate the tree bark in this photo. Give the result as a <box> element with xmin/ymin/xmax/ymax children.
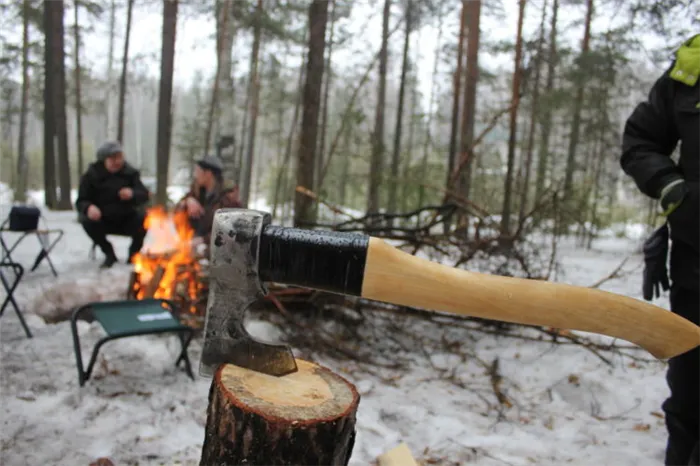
<box><xmin>387</xmin><ymin>0</ymin><xmax>412</xmax><ymax>222</ymax></box>
<box><xmin>457</xmin><ymin>0</ymin><xmax>481</xmax><ymax>201</ymax></box>
<box><xmin>218</xmin><ymin>0</ymin><xmax>238</xmax><ymax>184</ymax></box>
<box><xmin>155</xmin><ymin>0</ymin><xmax>178</xmax><ymax>206</ymax></box>
<box><xmin>117</xmin><ymin>0</ymin><xmax>134</xmax><ymax>144</ymax></box>
<box><xmin>203</xmin><ymin>0</ymin><xmax>230</xmax><ymax>157</ymax></box>
<box><xmin>293</xmin><ymin>0</ymin><xmax>328</xmax><ymax>227</ymax></box>
<box><xmin>366</xmin><ymin>0</ymin><xmax>391</xmax><ymax>216</ymax></box>
<box><xmin>43</xmin><ymin>0</ymin><xmax>57</xmax><ymax>208</ymax></box>
<box><xmin>499</xmin><ymin>0</ymin><xmax>526</xmax><ymax>237</ymax></box>
<box><xmin>200</xmin><ymin>360</ymin><xmax>359</xmax><ymax>465</ymax></box>
<box><xmin>51</xmin><ymin>0</ymin><xmax>72</xmax><ymax>210</ymax></box>
<box><xmin>562</xmin><ymin>0</ymin><xmax>594</xmax><ymax>202</ymax></box>
<box><xmin>16</xmin><ymin>0</ymin><xmax>30</xmax><ymax>202</ymax></box>
<box><xmin>534</xmin><ymin>0</ymin><xmax>558</xmax><ymax>208</ymax></box>
<box><xmin>446</xmin><ymin>3</ymin><xmax>466</xmax><ymax>195</ymax></box>
<box><xmin>73</xmin><ymin>0</ymin><xmax>84</xmax><ymax>178</ymax></box>
<box><xmin>517</xmin><ymin>0</ymin><xmax>547</xmax><ymax>226</ymax></box>
<box><xmin>315</xmin><ymin>0</ymin><xmax>335</xmax><ymax>194</ymax></box>
<box><xmin>240</xmin><ymin>0</ymin><xmax>263</xmax><ymax>207</ymax></box>
<box><xmin>105</xmin><ymin>0</ymin><xmax>116</xmax><ymax>140</ymax></box>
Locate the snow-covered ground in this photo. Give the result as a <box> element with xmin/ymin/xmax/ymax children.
<box><xmin>0</xmin><ymin>192</ymin><xmax>675</xmax><ymax>466</ymax></box>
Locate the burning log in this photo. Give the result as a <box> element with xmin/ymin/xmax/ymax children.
<box><xmin>199</xmin><ymin>360</ymin><xmax>360</xmax><ymax>465</ymax></box>
<box><xmin>126</xmin><ymin>271</ymin><xmax>139</xmax><ymax>300</ymax></box>
<box><xmin>143</xmin><ymin>265</ymin><xmax>165</xmax><ymax>298</ymax></box>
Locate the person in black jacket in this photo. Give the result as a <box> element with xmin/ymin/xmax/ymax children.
<box><xmin>621</xmin><ymin>34</ymin><xmax>699</xmax><ymax>466</ymax></box>
<box><xmin>75</xmin><ymin>141</ymin><xmax>150</xmax><ymax>268</ymax></box>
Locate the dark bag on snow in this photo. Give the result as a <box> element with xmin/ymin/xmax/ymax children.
<box><xmin>8</xmin><ymin>205</ymin><xmax>41</xmax><ymax>232</ymax></box>
<box><xmin>642</xmin><ymin>223</ymin><xmax>670</xmax><ymax>301</ymax></box>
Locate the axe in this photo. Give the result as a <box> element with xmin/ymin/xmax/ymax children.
<box><xmin>199</xmin><ymin>208</ymin><xmax>700</xmax><ymax>377</ymax></box>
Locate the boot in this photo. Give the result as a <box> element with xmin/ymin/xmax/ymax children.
<box><xmin>99</xmin><ymin>242</ymin><xmax>118</xmax><ymax>269</ymax></box>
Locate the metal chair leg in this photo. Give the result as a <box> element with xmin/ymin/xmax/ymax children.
<box><xmin>0</xmin><ymin>262</ymin><xmax>32</xmax><ymax>338</ymax></box>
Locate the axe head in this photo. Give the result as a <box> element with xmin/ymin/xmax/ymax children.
<box><xmin>198</xmin><ymin>208</ymin><xmax>298</xmax><ymax>378</ymax></box>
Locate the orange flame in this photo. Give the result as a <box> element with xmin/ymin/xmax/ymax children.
<box><xmin>131</xmin><ymin>206</ymin><xmax>202</xmax><ymax>312</ymax></box>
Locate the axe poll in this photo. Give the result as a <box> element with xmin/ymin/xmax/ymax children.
<box><xmin>199</xmin><ymin>208</ymin><xmax>700</xmax><ymax>377</ymax></box>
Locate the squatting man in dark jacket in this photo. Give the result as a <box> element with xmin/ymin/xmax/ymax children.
<box><xmin>620</xmin><ymin>33</ymin><xmax>699</xmax><ymax>466</ymax></box>
<box><xmin>75</xmin><ymin>141</ymin><xmax>150</xmax><ymax>269</ymax></box>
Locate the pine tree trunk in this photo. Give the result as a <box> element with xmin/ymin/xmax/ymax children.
<box><xmin>338</xmin><ymin>116</ymin><xmax>353</xmax><ymax>210</ymax></box>
<box><xmin>199</xmin><ymin>360</ymin><xmax>360</xmax><ymax>465</ymax></box>
<box><xmin>203</xmin><ymin>0</ymin><xmax>230</xmax><ymax>157</ymax></box>
<box><xmin>315</xmin><ymin>0</ymin><xmax>335</xmax><ymax>194</ymax></box>
<box><xmin>401</xmin><ymin>37</ymin><xmax>419</xmax><ymax>214</ymax></box>
<box><xmin>16</xmin><ymin>0</ymin><xmax>30</xmax><ymax>202</ymax></box>
<box><xmin>52</xmin><ymin>0</ymin><xmax>72</xmax><ymax>210</ymax></box>
<box><xmin>104</xmin><ymin>0</ymin><xmax>116</xmax><ymax>140</ymax></box>
<box><xmin>387</xmin><ymin>0</ymin><xmax>412</xmax><ymax>222</ymax></box>
<box><xmin>293</xmin><ymin>0</ymin><xmax>329</xmax><ymax>227</ymax></box>
<box><xmin>517</xmin><ymin>0</ymin><xmax>547</xmax><ymax>226</ymax></box>
<box><xmin>240</xmin><ymin>0</ymin><xmax>263</xmax><ymax>207</ymax></box>
<box><xmin>562</xmin><ymin>0</ymin><xmax>594</xmax><ymax>202</ymax></box>
<box><xmin>219</xmin><ymin>4</ymin><xmax>237</xmax><ymax>183</ymax></box>
<box><xmin>43</xmin><ymin>0</ymin><xmax>57</xmax><ymax>208</ymax></box>
<box><xmin>72</xmin><ymin>0</ymin><xmax>84</xmax><ymax>179</ymax></box>
<box><xmin>117</xmin><ymin>0</ymin><xmax>134</xmax><ymax>144</ymax></box>
<box><xmin>458</xmin><ymin>0</ymin><xmax>481</xmax><ymax>202</ymax></box>
<box><xmin>534</xmin><ymin>0</ymin><xmax>558</xmax><ymax>210</ymax></box>
<box><xmin>155</xmin><ymin>0</ymin><xmax>178</xmax><ymax>206</ymax></box>
<box><xmin>500</xmin><ymin>0</ymin><xmax>526</xmax><ymax>237</ymax></box>
<box><xmin>446</xmin><ymin>4</ymin><xmax>466</xmax><ymax>195</ymax></box>
<box><xmin>366</xmin><ymin>0</ymin><xmax>391</xmax><ymax>216</ymax></box>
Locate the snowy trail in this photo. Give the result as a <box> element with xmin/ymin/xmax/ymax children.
<box><xmin>0</xmin><ymin>207</ymin><xmax>673</xmax><ymax>465</ymax></box>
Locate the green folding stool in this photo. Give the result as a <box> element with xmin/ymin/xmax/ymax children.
<box><xmin>70</xmin><ymin>298</ymin><xmax>195</xmax><ymax>386</ymax></box>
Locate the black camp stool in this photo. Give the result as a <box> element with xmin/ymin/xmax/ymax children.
<box><xmin>1</xmin><ymin>207</ymin><xmax>64</xmax><ymax>277</ymax></box>
<box><xmin>70</xmin><ymin>298</ymin><xmax>195</xmax><ymax>386</ymax></box>
<box><xmin>0</xmin><ymin>261</ymin><xmax>33</xmax><ymax>338</ymax></box>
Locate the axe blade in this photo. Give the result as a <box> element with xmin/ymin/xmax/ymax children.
<box><xmin>199</xmin><ymin>209</ymin><xmax>298</xmax><ymax>378</ymax></box>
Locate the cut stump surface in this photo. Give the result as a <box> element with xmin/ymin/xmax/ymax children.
<box><xmin>200</xmin><ymin>359</ymin><xmax>360</xmax><ymax>466</ymax></box>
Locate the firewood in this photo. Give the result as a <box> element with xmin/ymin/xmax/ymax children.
<box><xmin>199</xmin><ymin>359</ymin><xmax>360</xmax><ymax>465</ymax></box>
<box><xmin>377</xmin><ymin>443</ymin><xmax>418</xmax><ymax>466</ymax></box>
<box><xmin>143</xmin><ymin>265</ymin><xmax>165</xmax><ymax>298</ymax></box>
<box><xmin>126</xmin><ymin>271</ymin><xmax>139</xmax><ymax>299</ymax></box>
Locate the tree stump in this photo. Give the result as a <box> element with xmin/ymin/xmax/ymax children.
<box><xmin>200</xmin><ymin>359</ymin><xmax>360</xmax><ymax>466</ymax></box>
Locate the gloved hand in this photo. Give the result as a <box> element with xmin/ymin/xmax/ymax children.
<box><xmin>642</xmin><ymin>223</ymin><xmax>670</xmax><ymax>301</ymax></box>
<box><xmin>666</xmin><ymin>181</ymin><xmax>699</xmax><ymax>254</ymax></box>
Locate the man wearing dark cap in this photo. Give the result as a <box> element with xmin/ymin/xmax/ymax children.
<box><xmin>75</xmin><ymin>141</ymin><xmax>150</xmax><ymax>268</ymax></box>
<box><xmin>175</xmin><ymin>155</ymin><xmax>242</xmax><ymax>249</ymax></box>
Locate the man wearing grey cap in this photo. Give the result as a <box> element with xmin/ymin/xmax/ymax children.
<box><xmin>175</xmin><ymin>154</ymin><xmax>241</xmax><ymax>249</ymax></box>
<box><xmin>75</xmin><ymin>141</ymin><xmax>150</xmax><ymax>268</ymax></box>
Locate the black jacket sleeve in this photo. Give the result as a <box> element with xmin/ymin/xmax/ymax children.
<box><xmin>75</xmin><ymin>171</ymin><xmax>94</xmax><ymax>215</ymax></box>
<box><xmin>128</xmin><ymin>169</ymin><xmax>150</xmax><ymax>205</ymax></box>
<box><xmin>620</xmin><ymin>65</ymin><xmax>682</xmax><ymax>199</ymax></box>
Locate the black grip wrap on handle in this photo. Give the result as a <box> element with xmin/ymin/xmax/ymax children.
<box><xmin>257</xmin><ymin>225</ymin><xmax>370</xmax><ymax>296</ymax></box>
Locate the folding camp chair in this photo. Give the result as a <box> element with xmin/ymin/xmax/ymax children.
<box><xmin>0</xmin><ymin>261</ymin><xmax>33</xmax><ymax>338</ymax></box>
<box><xmin>0</xmin><ymin>217</ymin><xmax>64</xmax><ymax>277</ymax></box>
<box><xmin>70</xmin><ymin>298</ymin><xmax>195</xmax><ymax>386</ymax></box>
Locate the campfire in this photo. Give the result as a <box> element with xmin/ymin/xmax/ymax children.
<box><xmin>127</xmin><ymin>206</ymin><xmax>208</xmax><ymax>325</ymax></box>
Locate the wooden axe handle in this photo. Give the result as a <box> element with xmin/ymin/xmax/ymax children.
<box><xmin>361</xmin><ymin>237</ymin><xmax>700</xmax><ymax>359</ymax></box>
